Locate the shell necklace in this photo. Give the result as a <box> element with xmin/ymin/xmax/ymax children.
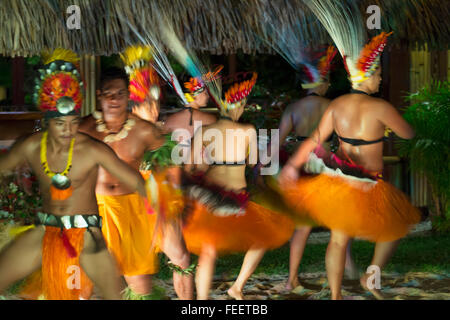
<box><xmin>93</xmin><ymin>111</ymin><xmax>136</xmax><ymax>143</ymax></box>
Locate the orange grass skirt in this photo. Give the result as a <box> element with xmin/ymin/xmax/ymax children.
<box><xmin>182</xmin><ymin>200</ymin><xmax>295</xmax><ymax>256</ymax></box>
<box><xmin>20</xmin><ymin>226</ymin><xmax>94</xmax><ymax>300</ymax></box>
<box><xmin>281</xmin><ymin>174</ymin><xmax>421</xmax><ymax>242</ymax></box>
<box><xmin>97</xmin><ymin>192</ymin><xmax>159</xmax><ymax>276</ymax></box>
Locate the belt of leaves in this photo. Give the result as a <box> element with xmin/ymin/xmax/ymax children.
<box><xmin>141</xmin><ymin>134</ymin><xmax>179</xmax><ymax>170</ymax></box>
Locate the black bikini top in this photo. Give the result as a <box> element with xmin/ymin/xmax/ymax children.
<box><xmin>210</xmin><ymin>162</ymin><xmax>246</xmax><ymax>166</ymax></box>
<box><xmin>336</xmin><ymin>89</ymin><xmax>385</xmax><ymax>146</ymax></box>
<box><xmin>336</xmin><ymin>134</ymin><xmax>387</xmax><ymax>146</ymax></box>
<box><xmin>297</xmin><ymin>134</ymin><xmax>334</xmax><ymax>143</ymax></box>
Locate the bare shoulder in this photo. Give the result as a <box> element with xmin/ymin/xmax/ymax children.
<box><xmin>284</xmin><ymin>99</ymin><xmax>302</xmax><ymax>113</ymax></box>
<box><xmin>194</xmin><ymin>109</ymin><xmax>217</xmax><ymax>123</ymax></box>
<box><xmin>75</xmin><ymin>132</ymin><xmax>114</xmax><ymax>158</ymax></box>
<box><xmin>131</xmin><ymin>115</ymin><xmax>162</xmax><ymax>136</ymax></box>
<box><xmin>16</xmin><ymin>131</ymin><xmax>43</xmax><ymax>155</ymax></box>
<box><xmin>241</xmin><ymin>122</ymin><xmax>256</xmax><ymax>132</ymax></box>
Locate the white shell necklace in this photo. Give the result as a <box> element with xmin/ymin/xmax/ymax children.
<box><xmin>93</xmin><ymin>111</ymin><xmax>136</xmax><ymax>143</ymax></box>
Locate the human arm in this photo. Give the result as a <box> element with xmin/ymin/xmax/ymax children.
<box><xmin>378</xmin><ymin>100</ymin><xmax>415</xmax><ymax>139</ymax></box>
<box><xmin>132</xmin><ymin>98</ymin><xmax>160</xmax><ymax>124</ymax></box>
<box><xmin>141</xmin><ymin>121</ymin><xmax>166</xmax><ymax>152</ymax></box>
<box><xmin>92</xmin><ymin>141</ymin><xmax>147</xmax><ymax>197</ymax></box>
<box><xmin>0</xmin><ymin>138</ymin><xmax>28</xmax><ymax>176</ymax></box>
<box><xmin>279</xmin><ymin>105</ymin><xmax>334</xmax><ymax>184</ymax></box>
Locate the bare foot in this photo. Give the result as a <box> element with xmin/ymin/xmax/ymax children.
<box><xmin>360</xmin><ymin>274</ymin><xmax>384</xmax><ymax>300</ymax></box>
<box><xmin>285</xmin><ymin>278</ymin><xmax>300</xmax><ymax>291</ymax></box>
<box><xmin>227</xmin><ymin>286</ymin><xmax>244</xmax><ymax>300</ymax></box>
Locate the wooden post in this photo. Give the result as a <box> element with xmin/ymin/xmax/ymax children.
<box><xmin>12</xmin><ymin>57</ymin><xmax>25</xmax><ymax>106</ymax></box>
<box><xmin>80</xmin><ymin>54</ymin><xmax>98</xmax><ymax>116</ymax></box>
<box><xmin>228</xmin><ymin>53</ymin><xmax>237</xmax><ymax>77</ymax></box>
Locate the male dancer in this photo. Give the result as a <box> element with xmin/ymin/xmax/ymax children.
<box><xmin>79</xmin><ymin>67</ymin><xmax>193</xmax><ymax>299</ymax></box>
<box><xmin>0</xmin><ymin>50</ymin><xmax>147</xmax><ymax>300</ymax></box>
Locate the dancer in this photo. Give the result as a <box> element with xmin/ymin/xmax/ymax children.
<box><xmin>0</xmin><ymin>49</ymin><xmax>148</xmax><ymax>300</ymax></box>
<box><xmin>183</xmin><ymin>72</ymin><xmax>296</xmax><ymax>300</ymax></box>
<box><xmin>278</xmin><ymin>0</ymin><xmax>421</xmax><ymax>299</ymax></box>
<box><xmin>161</xmin><ymin>73</ymin><xmax>218</xmax><ymax>138</ymax></box>
<box><xmin>79</xmin><ymin>45</ymin><xmax>193</xmax><ymax>299</ymax></box>
<box><xmin>274</xmin><ymin>46</ymin><xmax>349</xmax><ymax>290</ymax></box>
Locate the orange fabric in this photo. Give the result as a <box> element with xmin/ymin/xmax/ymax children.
<box><xmin>97</xmin><ymin>192</ymin><xmax>159</xmax><ymax>276</ymax></box>
<box><xmin>153</xmin><ymin>169</ymin><xmax>185</xmax><ymax>222</ymax></box>
<box><xmin>183</xmin><ymin>200</ymin><xmax>295</xmax><ymax>256</ymax></box>
<box><xmin>20</xmin><ymin>226</ymin><xmax>93</xmax><ymax>300</ymax></box>
<box><xmin>281</xmin><ymin>174</ymin><xmax>421</xmax><ymax>242</ymax></box>
<box><xmin>50</xmin><ymin>185</ymin><xmax>73</xmax><ymax>200</ymax></box>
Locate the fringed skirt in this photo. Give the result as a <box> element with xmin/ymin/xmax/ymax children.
<box><xmin>281</xmin><ymin>152</ymin><xmax>421</xmax><ymax>242</ymax></box>
<box><xmin>20</xmin><ymin>226</ymin><xmax>94</xmax><ymax>300</ymax></box>
<box><xmin>182</xmin><ymin>181</ymin><xmax>295</xmax><ymax>256</ymax></box>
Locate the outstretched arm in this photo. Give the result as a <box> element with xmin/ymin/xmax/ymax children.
<box><xmin>279</xmin><ymin>105</ymin><xmax>334</xmax><ymax>184</ymax></box>
<box><xmin>378</xmin><ymin>100</ymin><xmax>415</xmax><ymax>139</ymax></box>
<box><xmin>92</xmin><ymin>141</ymin><xmax>147</xmax><ymax>197</ymax></box>
<box><xmin>0</xmin><ymin>139</ymin><xmax>28</xmax><ymax>176</ymax></box>
<box><xmin>132</xmin><ymin>98</ymin><xmax>160</xmax><ymax>124</ymax></box>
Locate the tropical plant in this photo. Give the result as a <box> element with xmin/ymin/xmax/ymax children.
<box><xmin>0</xmin><ymin>162</ymin><xmax>42</xmax><ymax>225</ymax></box>
<box><xmin>397</xmin><ymin>81</ymin><xmax>450</xmax><ymax>232</ymax></box>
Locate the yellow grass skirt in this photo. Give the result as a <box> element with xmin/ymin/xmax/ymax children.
<box><xmin>281</xmin><ymin>174</ymin><xmax>421</xmax><ymax>242</ymax></box>
<box><xmin>97</xmin><ymin>192</ymin><xmax>159</xmax><ymax>276</ymax></box>
<box><xmin>183</xmin><ymin>200</ymin><xmax>295</xmax><ymax>256</ymax></box>
<box><xmin>20</xmin><ymin>226</ymin><xmax>94</xmax><ymax>300</ymax></box>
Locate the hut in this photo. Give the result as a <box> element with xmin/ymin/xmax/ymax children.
<box><xmin>0</xmin><ymin>0</ymin><xmax>449</xmax><ymax>211</ymax></box>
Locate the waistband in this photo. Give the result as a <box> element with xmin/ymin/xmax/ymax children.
<box><xmin>36</xmin><ymin>212</ymin><xmax>102</xmax><ymax>230</ymax></box>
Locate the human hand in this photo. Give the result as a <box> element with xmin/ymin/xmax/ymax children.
<box><xmin>278</xmin><ymin>163</ymin><xmax>299</xmax><ymax>185</ymax></box>
<box><xmin>132</xmin><ymin>99</ymin><xmax>160</xmax><ymax>123</ymax></box>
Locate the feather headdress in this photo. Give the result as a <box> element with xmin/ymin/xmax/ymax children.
<box><xmin>260</xmin><ymin>16</ymin><xmax>336</xmax><ymax>89</ymax></box>
<box><xmin>120</xmin><ymin>45</ymin><xmax>160</xmax><ymax>103</ymax></box>
<box><xmin>158</xmin><ymin>17</ymin><xmax>223</xmax><ymax>108</ymax></box>
<box><xmin>33</xmin><ymin>48</ymin><xmax>83</xmax><ymax>119</ymax></box>
<box><xmin>221</xmin><ymin>72</ymin><xmax>258</xmax><ymax>112</ymax></box>
<box><xmin>304</xmin><ymin>0</ymin><xmax>391</xmax><ymax>88</ymax></box>
<box><xmin>119</xmin><ymin>18</ymin><xmax>189</xmax><ymax>106</ymax></box>
<box><xmin>301</xmin><ymin>45</ymin><xmax>337</xmax><ymax>89</ymax></box>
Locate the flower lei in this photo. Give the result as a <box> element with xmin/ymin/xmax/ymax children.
<box><xmin>93</xmin><ymin>111</ymin><xmax>136</xmax><ymax>143</ymax></box>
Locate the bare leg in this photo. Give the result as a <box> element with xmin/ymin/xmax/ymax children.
<box><xmin>228</xmin><ymin>247</ymin><xmax>266</xmax><ymax>300</ymax></box>
<box><xmin>161</xmin><ymin>221</ymin><xmax>194</xmax><ymax>300</ymax></box>
<box><xmin>286</xmin><ymin>226</ymin><xmax>312</xmax><ymax>290</ymax></box>
<box><xmin>195</xmin><ymin>244</ymin><xmax>217</xmax><ymax>300</ymax></box>
<box><xmin>326</xmin><ymin>230</ymin><xmax>351</xmax><ymax>300</ymax></box>
<box><xmin>344</xmin><ymin>239</ymin><xmax>359</xmax><ymax>280</ymax></box>
<box><xmin>0</xmin><ymin>226</ymin><xmax>45</xmax><ymax>294</ymax></box>
<box><xmin>360</xmin><ymin>240</ymin><xmax>400</xmax><ymax>300</ymax></box>
<box><xmin>79</xmin><ymin>228</ymin><xmax>123</xmax><ymax>300</ymax></box>
<box><xmin>123</xmin><ymin>274</ymin><xmax>153</xmax><ymax>296</ymax></box>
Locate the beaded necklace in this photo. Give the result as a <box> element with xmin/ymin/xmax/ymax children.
<box><xmin>40</xmin><ymin>131</ymin><xmax>75</xmax><ymax>199</ymax></box>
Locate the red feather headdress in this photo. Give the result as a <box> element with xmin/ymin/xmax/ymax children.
<box><xmin>34</xmin><ymin>48</ymin><xmax>83</xmax><ymax>118</ymax></box>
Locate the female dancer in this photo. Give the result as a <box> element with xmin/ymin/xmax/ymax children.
<box><xmin>183</xmin><ymin>72</ymin><xmax>295</xmax><ymax>300</ymax></box>
<box><xmin>279</xmin><ymin>0</ymin><xmax>421</xmax><ymax>299</ymax></box>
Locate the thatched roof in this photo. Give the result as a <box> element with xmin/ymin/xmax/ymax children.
<box><xmin>0</xmin><ymin>0</ymin><xmax>448</xmax><ymax>57</ymax></box>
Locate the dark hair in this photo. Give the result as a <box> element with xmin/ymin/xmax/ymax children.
<box><xmin>100</xmin><ymin>67</ymin><xmax>129</xmax><ymax>90</ymax></box>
